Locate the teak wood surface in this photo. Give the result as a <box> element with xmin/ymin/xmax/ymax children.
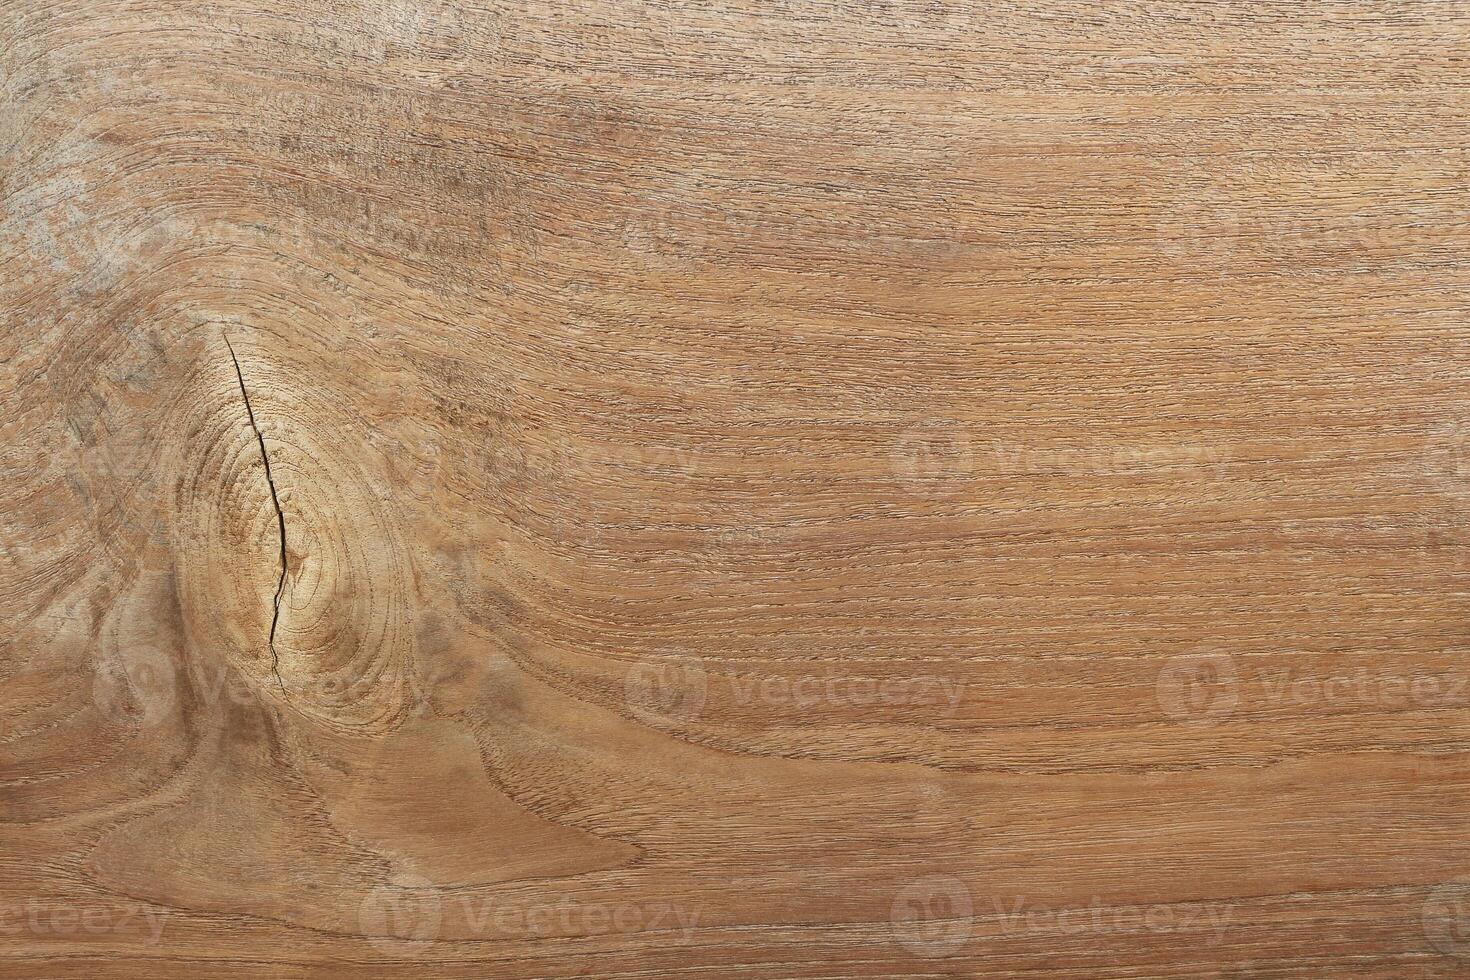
<box><xmin>3</xmin><ymin>1</ymin><xmax>1470</xmax><ymax>977</ymax></box>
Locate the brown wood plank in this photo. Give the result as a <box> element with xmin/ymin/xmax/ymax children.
<box><xmin>3</xmin><ymin>1</ymin><xmax>1469</xmax><ymax>976</ymax></box>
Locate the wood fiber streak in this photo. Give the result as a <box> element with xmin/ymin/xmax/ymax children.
<box><xmin>2</xmin><ymin>1</ymin><xmax>1469</xmax><ymax>977</ymax></box>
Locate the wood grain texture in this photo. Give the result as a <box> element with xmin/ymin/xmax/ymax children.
<box><xmin>3</xmin><ymin>1</ymin><xmax>1470</xmax><ymax>976</ymax></box>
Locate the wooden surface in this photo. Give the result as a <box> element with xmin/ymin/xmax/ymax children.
<box><xmin>4</xmin><ymin>1</ymin><xmax>1470</xmax><ymax>976</ymax></box>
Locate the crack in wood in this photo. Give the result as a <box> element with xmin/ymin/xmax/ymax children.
<box><xmin>223</xmin><ymin>333</ymin><xmax>288</xmax><ymax>694</ymax></box>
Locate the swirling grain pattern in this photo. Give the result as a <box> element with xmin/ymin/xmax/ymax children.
<box><xmin>3</xmin><ymin>1</ymin><xmax>1470</xmax><ymax>977</ymax></box>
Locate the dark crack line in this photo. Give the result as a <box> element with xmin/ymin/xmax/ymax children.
<box><xmin>223</xmin><ymin>334</ymin><xmax>288</xmax><ymax>694</ymax></box>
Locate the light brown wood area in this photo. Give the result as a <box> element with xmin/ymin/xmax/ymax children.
<box><xmin>4</xmin><ymin>1</ymin><xmax>1470</xmax><ymax>977</ymax></box>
